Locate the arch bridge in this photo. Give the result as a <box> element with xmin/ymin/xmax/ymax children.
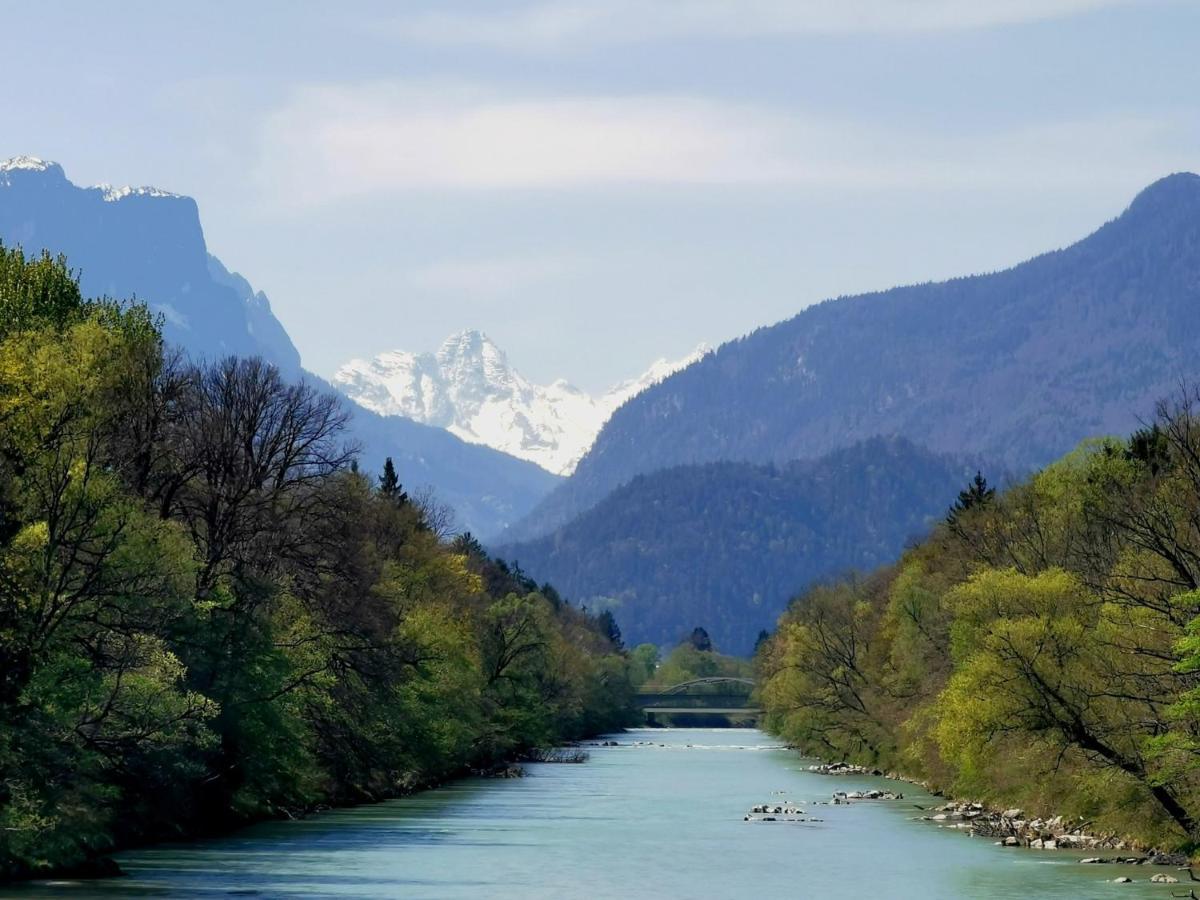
<box><xmin>637</xmin><ymin>677</ymin><xmax>760</xmax><ymax>718</ymax></box>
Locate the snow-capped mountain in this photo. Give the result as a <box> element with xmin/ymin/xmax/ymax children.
<box><xmin>334</xmin><ymin>332</ymin><xmax>708</xmax><ymax>475</ymax></box>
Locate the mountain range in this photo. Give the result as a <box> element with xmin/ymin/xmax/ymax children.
<box><xmin>505</xmin><ymin>172</ymin><xmax>1200</xmax><ymax>545</ymax></box>
<box><xmin>335</xmin><ymin>331</ymin><xmax>707</xmax><ymax>475</ymax></box>
<box><xmin>8</xmin><ymin>155</ymin><xmax>1200</xmax><ymax>653</ymax></box>
<box><xmin>491</xmin><ymin>172</ymin><xmax>1200</xmax><ymax>651</ymax></box>
<box><xmin>0</xmin><ymin>156</ymin><xmax>557</xmax><ymax>536</ymax></box>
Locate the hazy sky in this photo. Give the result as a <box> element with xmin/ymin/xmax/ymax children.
<box><xmin>3</xmin><ymin>0</ymin><xmax>1197</xmax><ymax>390</ymax></box>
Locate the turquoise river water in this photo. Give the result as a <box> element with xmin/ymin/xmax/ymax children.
<box><xmin>4</xmin><ymin>729</ymin><xmax>1180</xmax><ymax>899</ymax></box>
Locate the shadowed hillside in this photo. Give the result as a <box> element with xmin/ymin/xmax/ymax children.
<box><xmin>497</xmin><ymin>437</ymin><xmax>977</xmax><ymax>653</ymax></box>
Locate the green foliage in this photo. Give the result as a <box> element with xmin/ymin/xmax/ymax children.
<box><xmin>627</xmin><ymin>644</ymin><xmax>659</xmax><ymax>689</ymax></box>
<box><xmin>649</xmin><ymin>642</ymin><xmax>752</xmax><ymax>691</ymax></box>
<box><xmin>0</xmin><ymin>248</ymin><xmax>638</xmax><ymax>879</ymax></box>
<box><xmin>759</xmin><ymin>391</ymin><xmax>1200</xmax><ymax>850</ymax></box>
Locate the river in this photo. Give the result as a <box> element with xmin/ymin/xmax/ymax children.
<box><xmin>6</xmin><ymin>729</ymin><xmax>1175</xmax><ymax>899</ymax></box>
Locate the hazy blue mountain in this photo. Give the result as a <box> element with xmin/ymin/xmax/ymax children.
<box><xmin>505</xmin><ymin>173</ymin><xmax>1200</xmax><ymax>543</ymax></box>
<box><xmin>0</xmin><ymin>156</ymin><xmax>558</xmax><ymax>535</ymax></box>
<box><xmin>0</xmin><ymin>155</ymin><xmax>300</xmax><ymax>374</ymax></box>
<box><xmin>496</xmin><ymin>437</ymin><xmax>976</xmax><ymax>654</ymax></box>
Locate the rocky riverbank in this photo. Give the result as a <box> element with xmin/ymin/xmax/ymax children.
<box><xmin>919</xmin><ymin>800</ymin><xmax>1143</xmax><ymax>853</ymax></box>
<box><xmin>806</xmin><ymin>758</ymin><xmax>1195</xmax><ymax>866</ymax></box>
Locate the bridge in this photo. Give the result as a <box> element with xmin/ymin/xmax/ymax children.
<box><xmin>637</xmin><ymin>677</ymin><xmax>760</xmax><ymax>721</ymax></box>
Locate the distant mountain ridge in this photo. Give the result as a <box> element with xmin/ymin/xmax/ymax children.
<box><xmin>507</xmin><ymin>172</ymin><xmax>1200</xmax><ymax>543</ymax></box>
<box><xmin>0</xmin><ymin>156</ymin><xmax>558</xmax><ymax>536</ymax></box>
<box><xmin>335</xmin><ymin>331</ymin><xmax>707</xmax><ymax>475</ymax></box>
<box><xmin>496</xmin><ymin>437</ymin><xmax>976</xmax><ymax>654</ymax></box>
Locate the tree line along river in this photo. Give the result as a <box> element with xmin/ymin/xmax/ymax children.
<box><xmin>6</xmin><ymin>729</ymin><xmax>1174</xmax><ymax>899</ymax></box>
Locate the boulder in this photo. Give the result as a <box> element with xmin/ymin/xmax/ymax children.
<box><xmin>1147</xmin><ymin>852</ymin><xmax>1190</xmax><ymax>867</ymax></box>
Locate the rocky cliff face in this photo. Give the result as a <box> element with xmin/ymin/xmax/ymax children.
<box><xmin>0</xmin><ymin>156</ymin><xmax>301</xmax><ymax>374</ymax></box>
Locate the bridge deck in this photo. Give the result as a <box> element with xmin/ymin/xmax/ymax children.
<box><xmin>637</xmin><ymin>678</ymin><xmax>759</xmax><ymax>718</ymax></box>
<box><xmin>636</xmin><ymin>693</ymin><xmax>753</xmax><ymax>707</ymax></box>
<box><xmin>644</xmin><ymin>707</ymin><xmax>762</xmax><ymax>715</ymax></box>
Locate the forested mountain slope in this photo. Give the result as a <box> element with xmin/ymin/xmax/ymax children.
<box><xmin>510</xmin><ymin>173</ymin><xmax>1200</xmax><ymax>541</ymax></box>
<box><xmin>497</xmin><ymin>437</ymin><xmax>976</xmax><ymax>654</ymax></box>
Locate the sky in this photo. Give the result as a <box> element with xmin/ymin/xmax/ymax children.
<box><xmin>2</xmin><ymin>0</ymin><xmax>1198</xmax><ymax>391</ymax></box>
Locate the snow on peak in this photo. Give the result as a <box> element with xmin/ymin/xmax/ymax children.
<box><xmin>0</xmin><ymin>156</ymin><xmax>67</xmax><ymax>185</ymax></box>
<box><xmin>604</xmin><ymin>343</ymin><xmax>710</xmax><ymax>410</ymax></box>
<box><xmin>334</xmin><ymin>335</ymin><xmax>705</xmax><ymax>475</ymax></box>
<box><xmin>0</xmin><ymin>155</ymin><xmax>59</xmax><ymax>173</ymax></box>
<box><xmin>94</xmin><ymin>183</ymin><xmax>181</xmax><ymax>202</ymax></box>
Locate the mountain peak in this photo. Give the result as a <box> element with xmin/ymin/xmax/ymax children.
<box><xmin>514</xmin><ymin>171</ymin><xmax>1200</xmax><ymax>542</ymax></box>
<box><xmin>334</xmin><ymin>334</ymin><xmax>703</xmax><ymax>475</ymax></box>
<box><xmin>0</xmin><ymin>155</ymin><xmax>65</xmax><ymax>180</ymax></box>
<box><xmin>437</xmin><ymin>329</ymin><xmax>504</xmax><ymax>361</ymax></box>
<box><xmin>1123</xmin><ymin>171</ymin><xmax>1200</xmax><ymax>220</ymax></box>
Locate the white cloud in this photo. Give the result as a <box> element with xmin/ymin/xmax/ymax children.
<box><xmin>390</xmin><ymin>0</ymin><xmax>1139</xmax><ymax>49</ymax></box>
<box><xmin>256</xmin><ymin>81</ymin><xmax>1191</xmax><ymax>206</ymax></box>
<box><xmin>257</xmin><ymin>84</ymin><xmax>820</xmax><ymax>203</ymax></box>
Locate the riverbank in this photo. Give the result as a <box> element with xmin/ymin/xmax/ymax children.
<box><xmin>3</xmin><ymin>735</ymin><xmax>617</xmax><ymax>886</ymax></box>
<box><xmin>801</xmin><ymin>760</ymin><xmax>1194</xmax><ymax>867</ymax></box>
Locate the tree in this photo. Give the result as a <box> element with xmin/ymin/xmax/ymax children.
<box><xmin>938</xmin><ymin>567</ymin><xmax>1200</xmax><ymax>841</ymax></box>
<box><xmin>946</xmin><ymin>471</ymin><xmax>994</xmax><ymax>526</ymax></box>
<box><xmin>689</xmin><ymin>626</ymin><xmax>713</xmax><ymax>652</ymax></box>
<box><xmin>759</xmin><ymin>579</ymin><xmax>884</xmax><ymax>760</ymax></box>
<box><xmin>153</xmin><ymin>357</ymin><xmax>355</xmax><ymax>596</ymax></box>
<box><xmin>596</xmin><ymin>610</ymin><xmax>623</xmax><ymax>649</ymax></box>
<box><xmin>628</xmin><ymin>644</ymin><xmax>659</xmax><ymax>688</ymax></box>
<box><xmin>378</xmin><ymin>457</ymin><xmax>408</xmax><ymax>505</ymax></box>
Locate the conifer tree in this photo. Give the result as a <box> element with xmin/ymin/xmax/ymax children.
<box><xmin>597</xmin><ymin>610</ymin><xmax>623</xmax><ymax>649</ymax></box>
<box><xmin>946</xmin><ymin>471</ymin><xmax>994</xmax><ymax>525</ymax></box>
<box><xmin>378</xmin><ymin>457</ymin><xmax>408</xmax><ymax>504</ymax></box>
<box><xmin>689</xmin><ymin>626</ymin><xmax>713</xmax><ymax>652</ymax></box>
